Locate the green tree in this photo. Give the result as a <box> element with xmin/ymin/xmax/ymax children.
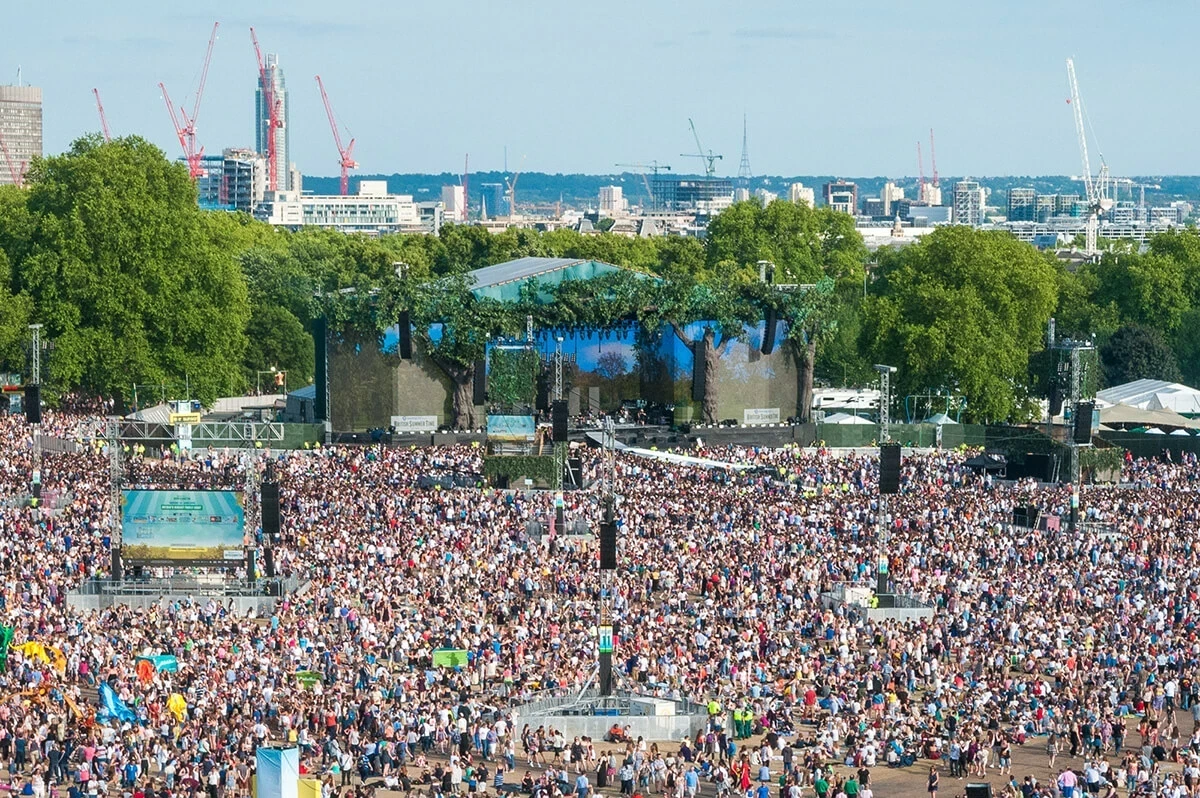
<box><xmin>5</xmin><ymin>136</ymin><xmax>249</xmax><ymax>403</ymax></box>
<box><xmin>861</xmin><ymin>227</ymin><xmax>1058</xmax><ymax>422</ymax></box>
<box><xmin>1174</xmin><ymin>309</ymin><xmax>1200</xmax><ymax>388</ymax></box>
<box><xmin>1100</xmin><ymin>324</ymin><xmax>1181</xmax><ymax>386</ymax></box>
<box><xmin>1092</xmin><ymin>251</ymin><xmax>1189</xmax><ymax>334</ymax></box>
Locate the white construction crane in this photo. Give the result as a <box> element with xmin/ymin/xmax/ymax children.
<box><xmin>1066</xmin><ymin>58</ymin><xmax>1113</xmax><ymax>258</ymax></box>
<box><xmin>680</xmin><ymin>119</ymin><xmax>722</xmax><ymax>178</ymax></box>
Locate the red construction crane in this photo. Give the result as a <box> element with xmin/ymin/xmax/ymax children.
<box><xmin>314</xmin><ymin>75</ymin><xmax>357</xmax><ymax>196</ymax></box>
<box><xmin>0</xmin><ymin>129</ymin><xmax>26</xmax><ymax>188</ymax></box>
<box><xmin>929</xmin><ymin>128</ymin><xmax>939</xmax><ymax>188</ymax></box>
<box><xmin>916</xmin><ymin>141</ymin><xmax>926</xmax><ymax>202</ymax></box>
<box><xmin>93</xmin><ymin>89</ymin><xmax>112</xmax><ymax>142</ymax></box>
<box><xmin>251</xmin><ymin>27</ymin><xmax>283</xmax><ymax>192</ymax></box>
<box><xmin>159</xmin><ymin>21</ymin><xmax>219</xmax><ymax>179</ymax></box>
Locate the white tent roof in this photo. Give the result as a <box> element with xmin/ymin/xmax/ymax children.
<box><xmin>1099</xmin><ymin>403</ymin><xmax>1200</xmax><ymax>430</ymax></box>
<box><xmin>923</xmin><ymin>413</ymin><xmax>958</xmax><ymax>425</ymax></box>
<box><xmin>823</xmin><ymin>412</ymin><xmax>876</xmax><ymax>425</ymax></box>
<box><xmin>1097</xmin><ymin>379</ymin><xmax>1200</xmax><ymax>414</ymax></box>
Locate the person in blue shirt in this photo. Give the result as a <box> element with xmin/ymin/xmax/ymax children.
<box><xmin>574</xmin><ymin>773</ymin><xmax>590</xmax><ymax>798</ymax></box>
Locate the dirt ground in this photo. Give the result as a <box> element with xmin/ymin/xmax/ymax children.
<box><xmin>356</xmin><ymin>713</ymin><xmax>1193</xmax><ymax>798</ymax></box>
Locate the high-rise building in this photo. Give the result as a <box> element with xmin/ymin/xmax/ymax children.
<box><xmin>599</xmin><ymin>185</ymin><xmax>627</xmax><ymax>216</ymax></box>
<box><xmin>823</xmin><ymin>180</ymin><xmax>858</xmax><ymax>216</ymax></box>
<box><xmin>442</xmin><ymin>185</ymin><xmax>467</xmax><ymax>222</ymax></box>
<box><xmin>255</xmin><ymin>54</ymin><xmax>291</xmax><ymax>190</ymax></box>
<box><xmin>0</xmin><ymin>85</ymin><xmax>42</xmax><ymax>187</ymax></box>
<box><xmin>881</xmin><ymin>181</ymin><xmax>904</xmax><ymax>216</ymax></box>
<box><xmin>1007</xmin><ymin>188</ymin><xmax>1037</xmax><ymax>222</ymax></box>
<box><xmin>195</xmin><ymin>148</ymin><xmax>268</xmax><ymax>212</ymax></box>
<box><xmin>479</xmin><ymin>183</ymin><xmax>505</xmax><ymax>219</ymax></box>
<box><xmin>789</xmin><ymin>183</ymin><xmax>815</xmax><ymax>206</ymax></box>
<box><xmin>753</xmin><ymin>188</ymin><xmax>778</xmax><ymax>205</ymax></box>
<box><xmin>952</xmin><ymin>180</ymin><xmax>985</xmax><ymax>226</ymax></box>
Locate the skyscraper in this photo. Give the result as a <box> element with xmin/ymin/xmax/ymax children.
<box><xmin>0</xmin><ymin>85</ymin><xmax>42</xmax><ymax>187</ymax></box>
<box><xmin>255</xmin><ymin>54</ymin><xmax>291</xmax><ymax>191</ymax></box>
<box><xmin>953</xmin><ymin>180</ymin><xmax>985</xmax><ymax>226</ymax></box>
<box><xmin>1007</xmin><ymin>188</ymin><xmax>1037</xmax><ymax>222</ymax></box>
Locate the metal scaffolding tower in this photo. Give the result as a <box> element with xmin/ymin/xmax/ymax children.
<box><xmin>874</xmin><ymin>364</ymin><xmax>896</xmax><ymax>595</ymax></box>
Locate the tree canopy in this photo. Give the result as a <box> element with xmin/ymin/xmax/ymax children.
<box><xmin>7</xmin><ymin>136</ymin><xmax>1200</xmax><ymax>422</ymax></box>
<box><xmin>861</xmin><ymin>227</ymin><xmax>1059</xmax><ymax>422</ymax></box>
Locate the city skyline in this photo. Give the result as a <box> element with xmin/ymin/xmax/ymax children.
<box><xmin>6</xmin><ymin>0</ymin><xmax>1200</xmax><ymax>178</ymax></box>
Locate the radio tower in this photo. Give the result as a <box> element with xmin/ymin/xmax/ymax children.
<box><xmin>737</xmin><ymin>114</ymin><xmax>753</xmax><ymax>185</ymax></box>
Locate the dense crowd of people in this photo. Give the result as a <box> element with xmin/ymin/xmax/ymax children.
<box><xmin>0</xmin><ymin>409</ymin><xmax>1198</xmax><ymax>798</ymax></box>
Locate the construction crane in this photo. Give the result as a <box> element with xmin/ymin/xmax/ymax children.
<box><xmin>504</xmin><ymin>170</ymin><xmax>522</xmax><ymax>220</ymax></box>
<box><xmin>251</xmin><ymin>27</ymin><xmax>283</xmax><ymax>192</ymax></box>
<box><xmin>1066</xmin><ymin>58</ymin><xmax>1113</xmax><ymax>258</ymax></box>
<box><xmin>93</xmin><ymin>89</ymin><xmax>111</xmax><ymax>143</ymax></box>
<box><xmin>314</xmin><ymin>76</ymin><xmax>357</xmax><ymax>196</ymax></box>
<box><xmin>159</xmin><ymin>21</ymin><xmax>218</xmax><ymax>180</ymax></box>
<box><xmin>680</xmin><ymin>118</ymin><xmax>722</xmax><ymax>178</ymax></box>
<box><xmin>615</xmin><ymin>161</ymin><xmax>671</xmax><ymax>204</ymax></box>
<box><xmin>0</xmin><ymin>129</ymin><xmax>25</xmax><ymax>188</ymax></box>
<box><xmin>929</xmin><ymin>128</ymin><xmax>939</xmax><ymax>190</ymax></box>
<box><xmin>916</xmin><ymin>141</ymin><xmax>926</xmax><ymax>203</ymax></box>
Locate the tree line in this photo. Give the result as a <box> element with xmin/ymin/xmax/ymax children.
<box><xmin>1</xmin><ymin>136</ymin><xmax>1198</xmax><ymax>423</ymax></box>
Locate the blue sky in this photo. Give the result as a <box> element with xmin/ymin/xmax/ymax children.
<box><xmin>8</xmin><ymin>0</ymin><xmax>1197</xmax><ymax>177</ymax></box>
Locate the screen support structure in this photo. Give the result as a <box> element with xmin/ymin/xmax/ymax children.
<box><xmin>106</xmin><ymin>416</ymin><xmax>123</xmax><ymax>580</ymax></box>
<box><xmin>242</xmin><ymin>450</ymin><xmax>261</xmax><ymax>586</ymax></box>
<box><xmin>874</xmin><ymin>364</ymin><xmax>896</xmax><ymax>596</ymax></box>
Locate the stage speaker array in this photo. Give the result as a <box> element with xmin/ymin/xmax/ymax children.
<box><xmin>599</xmin><ymin>521</ymin><xmax>617</xmax><ymax>570</ymax></box>
<box><xmin>552</xmin><ymin>400</ymin><xmax>569</xmax><ymax>442</ymax></box>
<box><xmin>692</xmin><ymin>342</ymin><xmax>707</xmax><ymax>402</ymax></box>
<box><xmin>397</xmin><ymin>310</ymin><xmax>412</xmax><ymax>359</ymax></box>
<box><xmin>313</xmin><ymin>316</ymin><xmax>329</xmax><ymax>422</ymax></box>
<box><xmin>261</xmin><ymin>482</ymin><xmax>280</xmax><ymax>540</ymax></box>
<box><xmin>472</xmin><ymin>360</ymin><xmax>487</xmax><ymax>406</ymax></box>
<box><xmin>879</xmin><ymin>443</ymin><xmax>901</xmax><ymax>494</ymax></box>
<box><xmin>762</xmin><ymin>309</ymin><xmax>777</xmax><ymax>355</ymax></box>
<box><xmin>25</xmin><ymin>385</ymin><xmax>40</xmax><ymax>425</ymax></box>
<box><xmin>1073</xmin><ymin>401</ymin><xmax>1095</xmax><ymax>444</ymax></box>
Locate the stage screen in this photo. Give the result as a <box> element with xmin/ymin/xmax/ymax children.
<box><xmin>120</xmin><ymin>490</ymin><xmax>246</xmax><ymax>564</ymax></box>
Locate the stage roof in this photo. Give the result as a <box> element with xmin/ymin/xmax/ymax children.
<box><xmin>467</xmin><ymin>257</ymin><xmax>653</xmax><ymax>303</ymax></box>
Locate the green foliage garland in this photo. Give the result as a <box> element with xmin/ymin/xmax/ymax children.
<box><xmin>483</xmin><ymin>454</ymin><xmax>557</xmax><ymax>486</ymax></box>
<box><xmin>487</xmin><ymin>347</ymin><xmax>538</xmax><ymax>408</ymax></box>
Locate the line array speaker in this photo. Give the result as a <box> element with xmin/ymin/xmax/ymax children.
<box><xmin>552</xmin><ymin>400</ymin><xmax>568</xmax><ymax>442</ymax></box>
<box><xmin>261</xmin><ymin>482</ymin><xmax>280</xmax><ymax>539</ymax></box>
<box><xmin>313</xmin><ymin>316</ymin><xmax>329</xmax><ymax>422</ymax></box>
<box><xmin>879</xmin><ymin>443</ymin><xmax>902</xmax><ymax>495</ymax></box>
<box><xmin>692</xmin><ymin>342</ymin><xmax>707</xmax><ymax>402</ymax></box>
<box><xmin>472</xmin><ymin>359</ymin><xmax>487</xmax><ymax>406</ymax></box>
<box><xmin>599</xmin><ymin>521</ymin><xmax>617</xmax><ymax>570</ymax></box>
<box><xmin>398</xmin><ymin>310</ymin><xmax>412</xmax><ymax>359</ymax></box>
<box><xmin>25</xmin><ymin>384</ymin><xmax>40</xmax><ymax>425</ymax></box>
<box><xmin>762</xmin><ymin>309</ymin><xmax>777</xmax><ymax>355</ymax></box>
<box><xmin>1074</xmin><ymin>401</ymin><xmax>1095</xmax><ymax>444</ymax></box>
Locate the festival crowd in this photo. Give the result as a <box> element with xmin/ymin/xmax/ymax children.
<box><xmin>0</xmin><ymin>409</ymin><xmax>1198</xmax><ymax>798</ymax></box>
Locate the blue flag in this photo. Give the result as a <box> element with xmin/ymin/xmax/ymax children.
<box><xmin>97</xmin><ymin>683</ymin><xmax>137</xmax><ymax>724</ymax></box>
